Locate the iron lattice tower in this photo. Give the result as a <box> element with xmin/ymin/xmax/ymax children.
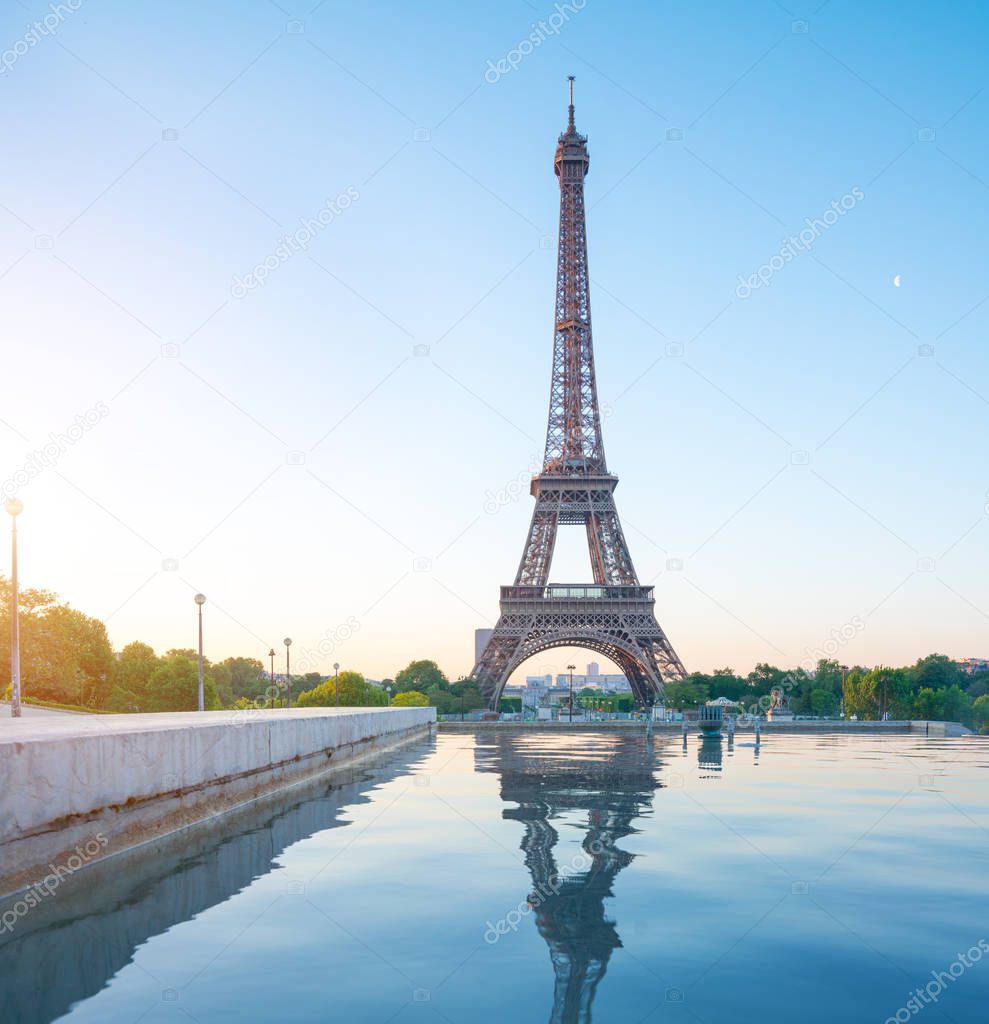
<box><xmin>472</xmin><ymin>79</ymin><xmax>687</xmax><ymax>708</ymax></box>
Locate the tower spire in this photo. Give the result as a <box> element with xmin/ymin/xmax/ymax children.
<box><xmin>567</xmin><ymin>74</ymin><xmax>575</xmax><ymax>130</ymax></box>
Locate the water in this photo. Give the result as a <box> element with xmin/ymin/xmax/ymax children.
<box><xmin>1</xmin><ymin>730</ymin><xmax>987</xmax><ymax>1023</ymax></box>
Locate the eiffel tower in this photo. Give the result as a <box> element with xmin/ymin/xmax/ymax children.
<box><xmin>473</xmin><ymin>79</ymin><xmax>687</xmax><ymax>709</ymax></box>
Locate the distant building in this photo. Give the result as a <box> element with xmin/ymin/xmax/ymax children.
<box><xmin>586</xmin><ymin>661</ymin><xmax>600</xmax><ymax>677</ymax></box>
<box><xmin>474</xmin><ymin>628</ymin><xmax>494</xmax><ymax>666</ymax></box>
<box><xmin>958</xmin><ymin>658</ymin><xmax>988</xmax><ymax>675</ymax></box>
<box><xmin>555</xmin><ymin>672</ymin><xmax>630</xmax><ymax>693</ymax></box>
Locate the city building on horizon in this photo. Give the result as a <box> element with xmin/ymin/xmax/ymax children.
<box><xmin>958</xmin><ymin>657</ymin><xmax>988</xmax><ymax>674</ymax></box>
<box><xmin>474</xmin><ymin>629</ymin><xmax>494</xmax><ymax>668</ymax></box>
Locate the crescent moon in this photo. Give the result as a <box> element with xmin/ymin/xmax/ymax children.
<box><xmin>893</xmin><ymin>275</ymin><xmax>901</xmax><ymax>287</ymax></box>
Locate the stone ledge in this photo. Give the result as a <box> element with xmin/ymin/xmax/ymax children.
<box><xmin>0</xmin><ymin>707</ymin><xmax>435</xmax><ymax>899</ymax></box>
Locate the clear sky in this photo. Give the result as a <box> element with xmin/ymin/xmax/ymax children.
<box><xmin>1</xmin><ymin>0</ymin><xmax>987</xmax><ymax>683</ymax></box>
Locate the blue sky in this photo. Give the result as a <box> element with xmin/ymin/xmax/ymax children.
<box><xmin>1</xmin><ymin>0</ymin><xmax>987</xmax><ymax>682</ymax></box>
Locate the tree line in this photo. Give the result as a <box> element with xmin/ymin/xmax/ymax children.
<box><xmin>662</xmin><ymin>657</ymin><xmax>989</xmax><ymax>730</ymax></box>
<box><xmin>2</xmin><ymin>576</ymin><xmax>986</xmax><ymax>729</ymax></box>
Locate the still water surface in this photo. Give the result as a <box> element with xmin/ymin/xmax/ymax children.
<box><xmin>2</xmin><ymin>730</ymin><xmax>987</xmax><ymax>1023</ymax></box>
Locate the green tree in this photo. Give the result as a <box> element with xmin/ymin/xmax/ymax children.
<box><xmin>212</xmin><ymin>656</ymin><xmax>267</xmax><ymax>706</ymax></box>
<box><xmin>662</xmin><ymin>679</ymin><xmax>709</xmax><ymax>710</ymax></box>
<box><xmin>392</xmin><ymin>690</ymin><xmax>429</xmax><ymax>707</ymax></box>
<box><xmin>296</xmin><ymin>671</ymin><xmax>385</xmax><ymax>707</ymax></box>
<box><xmin>810</xmin><ymin>688</ymin><xmax>836</xmax><ymax>717</ymax></box>
<box><xmin>145</xmin><ymin>653</ymin><xmax>220</xmax><ymax>712</ymax></box>
<box><xmin>395</xmin><ymin>660</ymin><xmax>448</xmax><ymax>693</ymax></box>
<box><xmin>106</xmin><ymin>641</ymin><xmax>160</xmax><ymax>711</ymax></box>
<box><xmin>973</xmin><ymin>694</ymin><xmax>989</xmax><ymax>734</ymax></box>
<box><xmin>19</xmin><ymin>604</ymin><xmax>115</xmax><ymax>707</ymax></box>
<box><xmin>938</xmin><ymin>684</ymin><xmax>971</xmax><ymax>725</ymax></box>
<box><xmin>911</xmin><ymin>654</ymin><xmax>963</xmax><ymax>692</ymax></box>
<box><xmin>912</xmin><ymin>687</ymin><xmax>941</xmax><ymax>720</ymax></box>
<box><xmin>842</xmin><ymin>669</ymin><xmax>872</xmax><ymax>719</ymax></box>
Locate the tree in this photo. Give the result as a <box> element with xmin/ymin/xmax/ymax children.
<box><xmin>911</xmin><ymin>654</ymin><xmax>963</xmax><ymax>692</ymax></box>
<box><xmin>107</xmin><ymin>641</ymin><xmax>160</xmax><ymax>711</ymax></box>
<box><xmin>662</xmin><ymin>679</ymin><xmax>709</xmax><ymax>710</ymax></box>
<box><xmin>913</xmin><ymin>687</ymin><xmax>941</xmax><ymax>720</ymax></box>
<box><xmin>810</xmin><ymin>688</ymin><xmax>836</xmax><ymax>717</ymax></box>
<box><xmin>973</xmin><ymin>694</ymin><xmax>989</xmax><ymax>734</ymax></box>
<box><xmin>842</xmin><ymin>670</ymin><xmax>872</xmax><ymax>719</ymax></box>
<box><xmin>296</xmin><ymin>671</ymin><xmax>385</xmax><ymax>707</ymax></box>
<box><xmin>392</xmin><ymin>690</ymin><xmax>429</xmax><ymax>707</ymax></box>
<box><xmin>395</xmin><ymin>660</ymin><xmax>447</xmax><ymax>693</ymax></box>
<box><xmin>145</xmin><ymin>653</ymin><xmax>220</xmax><ymax>712</ymax></box>
<box><xmin>939</xmin><ymin>684</ymin><xmax>971</xmax><ymax>725</ymax></box>
<box><xmin>218</xmin><ymin>656</ymin><xmax>266</xmax><ymax>701</ymax></box>
<box><xmin>16</xmin><ymin>603</ymin><xmax>115</xmax><ymax>707</ymax></box>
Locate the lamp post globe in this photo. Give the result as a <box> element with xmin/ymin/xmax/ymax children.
<box><xmin>194</xmin><ymin>594</ymin><xmax>206</xmax><ymax>711</ymax></box>
<box><xmin>6</xmin><ymin>498</ymin><xmax>23</xmax><ymax>717</ymax></box>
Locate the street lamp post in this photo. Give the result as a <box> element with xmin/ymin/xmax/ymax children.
<box><xmin>567</xmin><ymin>664</ymin><xmax>575</xmax><ymax>723</ymax></box>
<box><xmin>334</xmin><ymin>661</ymin><xmax>340</xmax><ymax>707</ymax></box>
<box><xmin>268</xmin><ymin>648</ymin><xmax>276</xmax><ymax>709</ymax></box>
<box><xmin>6</xmin><ymin>499</ymin><xmax>23</xmax><ymax>718</ymax></box>
<box><xmin>284</xmin><ymin>638</ymin><xmax>292</xmax><ymax>708</ymax></box>
<box><xmin>386</xmin><ymin>685</ymin><xmax>392</xmax><ymax>707</ymax></box>
<box><xmin>194</xmin><ymin>594</ymin><xmax>206</xmax><ymax>712</ymax></box>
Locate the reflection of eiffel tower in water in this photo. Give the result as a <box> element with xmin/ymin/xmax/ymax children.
<box><xmin>475</xmin><ymin>733</ymin><xmax>659</xmax><ymax>1024</ymax></box>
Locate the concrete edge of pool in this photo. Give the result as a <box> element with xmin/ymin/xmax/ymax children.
<box><xmin>0</xmin><ymin>707</ymin><xmax>435</xmax><ymax>900</ymax></box>
<box><xmin>437</xmin><ymin>718</ymin><xmax>972</xmax><ymax>735</ymax></box>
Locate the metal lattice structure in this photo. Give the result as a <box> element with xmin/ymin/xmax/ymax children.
<box><xmin>472</xmin><ymin>80</ymin><xmax>687</xmax><ymax>708</ymax></box>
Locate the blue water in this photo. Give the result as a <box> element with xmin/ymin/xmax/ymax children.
<box><xmin>2</xmin><ymin>730</ymin><xmax>987</xmax><ymax>1023</ymax></box>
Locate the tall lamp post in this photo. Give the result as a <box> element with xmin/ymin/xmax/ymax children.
<box><xmin>268</xmin><ymin>648</ymin><xmax>276</xmax><ymax>709</ymax></box>
<box><xmin>194</xmin><ymin>594</ymin><xmax>206</xmax><ymax>711</ymax></box>
<box><xmin>6</xmin><ymin>499</ymin><xmax>23</xmax><ymax>718</ymax></box>
<box><xmin>334</xmin><ymin>661</ymin><xmax>340</xmax><ymax>707</ymax></box>
<box><xmin>386</xmin><ymin>685</ymin><xmax>392</xmax><ymax>707</ymax></box>
<box><xmin>283</xmin><ymin>638</ymin><xmax>292</xmax><ymax>708</ymax></box>
<box><xmin>567</xmin><ymin>664</ymin><xmax>575</xmax><ymax>723</ymax></box>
